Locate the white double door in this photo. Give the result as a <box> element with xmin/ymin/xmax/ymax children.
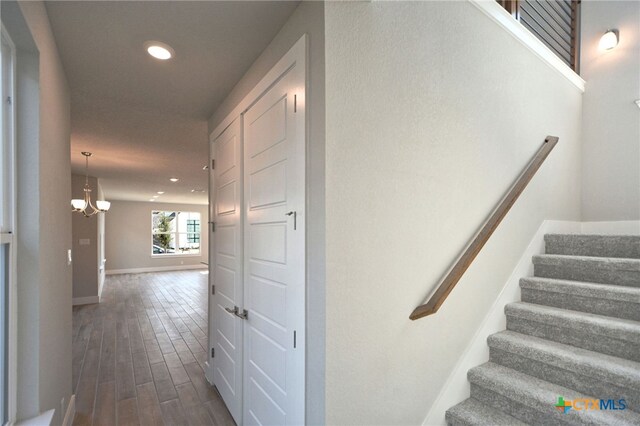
<box><xmin>210</xmin><ymin>61</ymin><xmax>305</xmax><ymax>426</ymax></box>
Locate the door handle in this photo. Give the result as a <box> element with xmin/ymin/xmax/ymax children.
<box><xmin>224</xmin><ymin>305</ymin><xmax>249</xmax><ymax>320</ymax></box>
<box><xmin>285</xmin><ymin>211</ymin><xmax>297</xmax><ymax>230</ymax></box>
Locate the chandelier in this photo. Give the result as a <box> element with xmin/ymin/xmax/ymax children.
<box><xmin>71</xmin><ymin>152</ymin><xmax>111</xmax><ymax>217</ymax></box>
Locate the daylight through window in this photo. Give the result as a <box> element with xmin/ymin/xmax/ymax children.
<box><xmin>152</xmin><ymin>211</ymin><xmax>201</xmax><ymax>255</ymax></box>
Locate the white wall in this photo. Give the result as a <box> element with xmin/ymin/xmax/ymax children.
<box><xmin>208</xmin><ymin>2</ymin><xmax>326</xmax><ymax>423</ymax></box>
<box><xmin>580</xmin><ymin>1</ymin><xmax>640</xmax><ymax>221</ymax></box>
<box><xmin>105</xmin><ymin>200</ymin><xmax>208</xmax><ymax>272</ymax></box>
<box><xmin>324</xmin><ymin>2</ymin><xmax>582</xmax><ymax>424</ymax></box>
<box><xmin>2</xmin><ymin>0</ymin><xmax>73</xmax><ymax>423</ymax></box>
<box><xmin>71</xmin><ymin>174</ymin><xmax>100</xmax><ymax>300</ymax></box>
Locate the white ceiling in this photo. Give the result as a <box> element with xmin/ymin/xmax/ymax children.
<box><xmin>46</xmin><ymin>1</ymin><xmax>300</xmax><ymax>205</ymax></box>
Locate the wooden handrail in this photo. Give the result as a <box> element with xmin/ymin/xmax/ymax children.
<box><xmin>410</xmin><ymin>136</ymin><xmax>559</xmax><ymax>320</ymax></box>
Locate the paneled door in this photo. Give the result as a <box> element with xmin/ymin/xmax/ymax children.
<box><xmin>211</xmin><ymin>118</ymin><xmax>244</xmax><ymax>424</ymax></box>
<box><xmin>242</xmin><ymin>60</ymin><xmax>305</xmax><ymax>425</ymax></box>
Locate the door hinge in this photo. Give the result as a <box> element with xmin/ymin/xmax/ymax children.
<box><xmin>6</xmin><ymin>96</ymin><xmax>12</xmax><ymax>105</ymax></box>
<box><xmin>293</xmin><ymin>330</ymin><xmax>297</xmax><ymax>349</ymax></box>
<box><xmin>294</xmin><ymin>94</ymin><xmax>297</xmax><ymax>113</ymax></box>
<box><xmin>212</xmin><ymin>285</ymin><xmax>215</xmax><ymax>295</ymax></box>
<box><xmin>209</xmin><ymin>221</ymin><xmax>215</xmax><ymax>232</ymax></box>
<box><xmin>211</xmin><ymin>348</ymin><xmax>215</xmax><ymax>358</ymax></box>
<box><xmin>211</xmin><ymin>159</ymin><xmax>215</xmax><ymax>170</ymax></box>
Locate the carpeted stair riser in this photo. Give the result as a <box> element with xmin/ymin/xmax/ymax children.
<box><xmin>488</xmin><ymin>332</ymin><xmax>640</xmax><ymax>412</ymax></box>
<box><xmin>445</xmin><ymin>399</ymin><xmax>527</xmax><ymax>426</ymax></box>
<box><xmin>544</xmin><ymin>234</ymin><xmax>640</xmax><ymax>259</ymax></box>
<box><xmin>520</xmin><ymin>278</ymin><xmax>640</xmax><ymax>321</ymax></box>
<box><xmin>505</xmin><ymin>302</ymin><xmax>640</xmax><ymax>362</ymax></box>
<box><xmin>467</xmin><ymin>363</ymin><xmax>640</xmax><ymax>425</ymax></box>
<box><xmin>533</xmin><ymin>255</ymin><xmax>640</xmax><ymax>287</ymax></box>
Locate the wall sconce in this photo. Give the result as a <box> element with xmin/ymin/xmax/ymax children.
<box><xmin>599</xmin><ymin>29</ymin><xmax>619</xmax><ymax>51</ymax></box>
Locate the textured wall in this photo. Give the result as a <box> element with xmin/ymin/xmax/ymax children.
<box><xmin>208</xmin><ymin>2</ymin><xmax>326</xmax><ymax>423</ymax></box>
<box><xmin>324</xmin><ymin>2</ymin><xmax>583</xmax><ymax>424</ymax></box>
<box><xmin>105</xmin><ymin>200</ymin><xmax>208</xmax><ymax>271</ymax></box>
<box><xmin>581</xmin><ymin>1</ymin><xmax>640</xmax><ymax>221</ymax></box>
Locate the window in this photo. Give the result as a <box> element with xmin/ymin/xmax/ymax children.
<box><xmin>152</xmin><ymin>211</ymin><xmax>201</xmax><ymax>255</ymax></box>
<box><xmin>498</xmin><ymin>0</ymin><xmax>581</xmax><ymax>72</ymax></box>
<box><xmin>0</xmin><ymin>26</ymin><xmax>16</xmax><ymax>426</ymax></box>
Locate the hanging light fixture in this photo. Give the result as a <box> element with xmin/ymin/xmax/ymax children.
<box><xmin>71</xmin><ymin>152</ymin><xmax>111</xmax><ymax>217</ymax></box>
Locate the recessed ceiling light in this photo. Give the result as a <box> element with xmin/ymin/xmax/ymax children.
<box><xmin>191</xmin><ymin>189</ymin><xmax>206</xmax><ymax>193</ymax></box>
<box><xmin>144</xmin><ymin>41</ymin><xmax>174</xmax><ymax>60</ymax></box>
<box><xmin>152</xmin><ymin>195</ymin><xmax>159</xmax><ymax>198</ymax></box>
<box><xmin>149</xmin><ymin>199</ymin><xmax>155</xmax><ymax>202</ymax></box>
<box><xmin>169</xmin><ymin>178</ymin><xmax>179</xmax><ymax>182</ymax></box>
<box><xmin>156</xmin><ymin>191</ymin><xmax>165</xmax><ymax>195</ymax></box>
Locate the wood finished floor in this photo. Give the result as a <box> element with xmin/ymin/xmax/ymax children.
<box><xmin>72</xmin><ymin>270</ymin><xmax>235</xmax><ymax>426</ymax></box>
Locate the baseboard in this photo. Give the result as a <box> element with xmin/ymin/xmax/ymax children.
<box><xmin>97</xmin><ymin>276</ymin><xmax>104</xmax><ymax>302</ymax></box>
<box><xmin>422</xmin><ymin>219</ymin><xmax>581</xmax><ymax>426</ymax></box>
<box><xmin>106</xmin><ymin>264</ymin><xmax>207</xmax><ymax>275</ymax></box>
<box><xmin>204</xmin><ymin>361</ymin><xmax>214</xmax><ymax>386</ymax></box>
<box><xmin>17</xmin><ymin>409</ymin><xmax>55</xmax><ymax>426</ymax></box>
<box><xmin>62</xmin><ymin>395</ymin><xmax>75</xmax><ymax>426</ymax></box>
<box><xmin>72</xmin><ymin>296</ymin><xmax>100</xmax><ymax>306</ymax></box>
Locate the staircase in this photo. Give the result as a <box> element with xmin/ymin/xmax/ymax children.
<box><xmin>446</xmin><ymin>234</ymin><xmax>640</xmax><ymax>425</ymax></box>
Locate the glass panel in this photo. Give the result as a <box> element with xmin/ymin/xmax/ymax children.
<box><xmin>177</xmin><ymin>233</ymin><xmax>200</xmax><ymax>254</ymax></box>
<box><xmin>152</xmin><ymin>211</ymin><xmax>176</xmax><ymax>233</ymax></box>
<box><xmin>152</xmin><ymin>233</ymin><xmax>175</xmax><ymax>254</ymax></box>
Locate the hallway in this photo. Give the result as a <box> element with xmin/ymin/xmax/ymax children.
<box><xmin>72</xmin><ymin>270</ymin><xmax>234</xmax><ymax>426</ymax></box>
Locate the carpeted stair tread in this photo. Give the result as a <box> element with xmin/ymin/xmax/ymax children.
<box><xmin>532</xmin><ymin>254</ymin><xmax>640</xmax><ymax>287</ymax></box>
<box><xmin>505</xmin><ymin>301</ymin><xmax>640</xmax><ymax>361</ymax></box>
<box><xmin>446</xmin><ymin>398</ymin><xmax>527</xmax><ymax>426</ymax></box>
<box><xmin>488</xmin><ymin>331</ymin><xmax>640</xmax><ymax>395</ymax></box>
<box><xmin>520</xmin><ymin>276</ymin><xmax>640</xmax><ymax>320</ymax></box>
<box><xmin>545</xmin><ymin>234</ymin><xmax>640</xmax><ymax>259</ymax></box>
